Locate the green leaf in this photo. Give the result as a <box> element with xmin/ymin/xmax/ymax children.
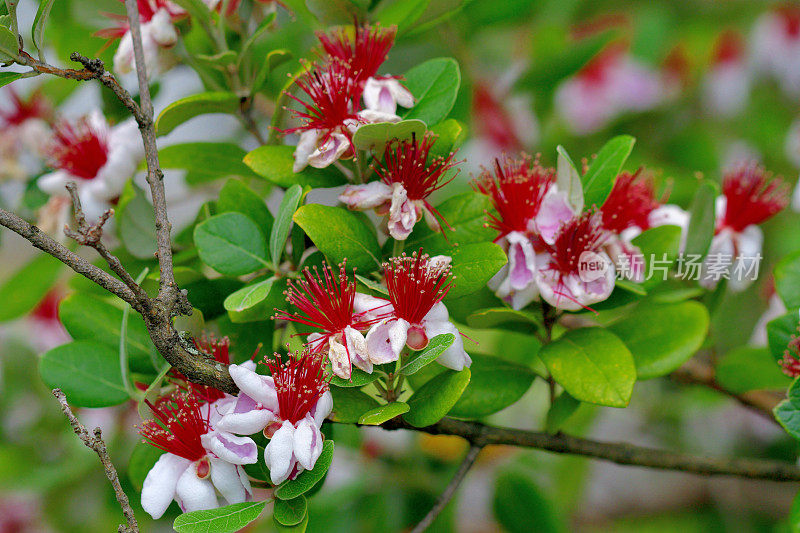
<box><xmin>155</xmin><ymin>92</ymin><xmax>239</xmax><ymax>136</ymax></box>
<box><xmin>159</xmin><ymin>142</ymin><xmax>259</xmax><ymax>183</ymax></box>
<box><xmin>355</xmin><ymin>274</ymin><xmax>388</xmax><ymax>295</ymax></box>
<box><xmin>271</xmin><ymin>184</ymin><xmax>302</xmax><ymax>268</ymax></box>
<box><xmin>223</xmin><ymin>277</ymin><xmax>284</xmax><ymax>323</ymax></box>
<box><xmin>32</xmin><ymin>0</ymin><xmax>55</xmax><ymax>52</ymax></box>
<box><xmin>0</xmin><ymin>71</ymin><xmax>21</xmax><ymax>88</ymax></box>
<box><xmin>293</xmin><ymin>204</ymin><xmax>381</xmax><ymax>273</ymax></box>
<box><xmin>328</xmin><ymin>366</ymin><xmax>381</xmax><ymax>388</ymax></box>
<box><xmin>0</xmin><ymin>24</ymin><xmax>18</xmax><ymax>60</ymax></box>
<box><xmin>402</xmin><ymin>58</ymin><xmax>461</xmax><ymax>126</ymax></box>
<box><xmin>767</xmin><ymin>310</ymin><xmax>799</xmax><ymax>362</ymax></box>
<box><xmin>400</xmin><ymin>333</ymin><xmax>455</xmax><ymax>375</ymax></box>
<box><xmin>556</xmin><ymin>145</ymin><xmax>583</xmax><ymax>212</ymax></box>
<box><xmin>404</xmin><ymin>368</ymin><xmax>470</xmax><ymax>427</ymax></box>
<box><xmin>116</xmin><ymin>181</ymin><xmax>157</xmax><ymax>260</ymax></box>
<box><xmin>775</xmin><ymin>377</ymin><xmax>800</xmax><ymax>440</ymax></box>
<box><xmin>329</xmin><ymin>386</ymin><xmax>380</xmax><ymax>422</ymax></box>
<box><xmin>775</xmin><ymin>251</ymin><xmax>800</xmax><ymax>310</ymax></box>
<box><xmin>406</xmin><ymin>191</ymin><xmax>494</xmax><ymax>254</ymax></box>
<box><xmin>0</xmin><ymin>253</ymin><xmax>61</xmax><ymax>322</ymax></box>
<box><xmin>465</xmin><ymin>307</ymin><xmax>540</xmax><ymax>334</ymax></box>
<box><xmin>39</xmin><ymin>341</ymin><xmax>129</xmax><ymax>407</ymax></box>
<box><xmin>493</xmin><ymin>470</ymin><xmax>565</xmax><ymax>533</ymax></box>
<box><xmin>375</xmin><ymin>0</ymin><xmax>430</xmax><ymax>32</ymax></box>
<box><xmin>717</xmin><ymin>346</ymin><xmax>791</xmax><ymax>393</ymax></box>
<box><xmin>445</xmin><ymin>242</ymin><xmax>507</xmax><ymax>299</ymax></box>
<box><xmin>791</xmin><ymin>489</ymin><xmax>800</xmax><ymax>533</ymax></box>
<box><xmin>173</xmin><ymin>501</ymin><xmax>266</xmax><ymax>533</ymax></box>
<box><xmin>683</xmin><ymin>180</ymin><xmax>719</xmax><ymax>259</ymax></box>
<box><xmin>275</xmin><ymin>440</ymin><xmax>334</xmax><ymax>500</ymax></box>
<box><xmin>351</xmin><ymin>119</ymin><xmax>427</xmax><ymax>151</ymax></box>
<box><xmin>253</xmin><ymin>49</ymin><xmax>292</xmax><ymax>93</ymax></box>
<box><xmin>196</xmin><ymin>50</ymin><xmax>238</xmax><ymax>68</ymax></box>
<box><xmin>608</xmin><ymin>302</ymin><xmax>709</xmax><ymax>379</ymax></box>
<box><xmin>449</xmin><ymin>355</ymin><xmax>534</xmax><ymax>418</ymax></box>
<box><xmin>128</xmin><ymin>442</ymin><xmax>163</xmax><ymax>491</ymax></box>
<box><xmin>305</xmin><ymin>0</ymin><xmax>368</xmax><ymax>25</ymax></box>
<box><xmin>538</xmin><ymin>328</ymin><xmax>635</xmax><ymax>408</ymax></box>
<box><xmin>273</xmin><ymin>495</ymin><xmax>307</xmax><ymax>527</ymax></box>
<box><xmin>631</xmin><ymin>224</ymin><xmax>683</xmax><ymax>285</ymax></box>
<box><xmin>545</xmin><ymin>392</ymin><xmax>581</xmax><ymax>434</ymax></box>
<box><xmin>217</xmin><ymin>179</ymin><xmax>274</xmax><ymax>235</ymax></box>
<box><xmin>273</xmin><ymin>512</ymin><xmax>309</xmax><ymax>533</ymax></box>
<box><xmin>194</xmin><ymin>212</ymin><xmax>269</xmax><ymax>276</ymax></box>
<box><xmin>170</xmin><ymin>0</ymin><xmax>213</xmax><ymax>22</ymax></box>
<box><xmin>358</xmin><ymin>402</ymin><xmax>410</xmax><ymax>425</ymax></box>
<box><xmin>581</xmin><ymin>135</ymin><xmax>635</xmax><ymax>208</ymax></box>
<box><xmin>244</xmin><ymin>145</ymin><xmax>347</xmax><ymax>188</ymax></box>
<box><xmin>429</xmin><ymin>119</ymin><xmax>466</xmax><ymax>158</ymax></box>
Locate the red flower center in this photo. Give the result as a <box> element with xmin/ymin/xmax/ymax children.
<box><xmin>545</xmin><ymin>211</ymin><xmax>608</xmax><ymax>276</ymax></box>
<box><xmin>778</xmin><ymin>6</ymin><xmax>800</xmax><ymax>39</ymax></box>
<box><xmin>472</xmin><ymin>84</ymin><xmax>522</xmax><ymax>151</ymax></box>
<box><xmin>265</xmin><ymin>351</ymin><xmax>328</xmax><ymax>425</ymax></box>
<box><xmin>780</xmin><ymin>325</ymin><xmax>800</xmax><ymax>377</ymax></box>
<box><xmin>49</xmin><ymin>117</ymin><xmax>109</xmax><ymax>181</ymax></box>
<box><xmin>472</xmin><ymin>155</ymin><xmax>555</xmax><ymax>239</ymax></box>
<box><xmin>140</xmin><ymin>393</ymin><xmax>209</xmax><ymax>462</ymax></box>
<box><xmin>168</xmin><ymin>334</ymin><xmax>231</xmax><ymax>404</ymax></box>
<box><xmin>317</xmin><ymin>23</ymin><xmax>396</xmax><ymax>84</ymax></box>
<box><xmin>601</xmin><ymin>169</ymin><xmax>659</xmax><ymax>233</ymax></box>
<box><xmin>384</xmin><ymin>251</ymin><xmax>451</xmax><ymax>325</ymax></box>
<box><xmin>375</xmin><ymin>134</ymin><xmax>459</xmax><ymax>203</ymax></box>
<box><xmin>712</xmin><ymin>30</ymin><xmax>744</xmax><ymax>65</ymax></box>
<box><xmin>0</xmin><ymin>89</ymin><xmax>49</xmax><ymax>127</ymax></box>
<box><xmin>720</xmin><ymin>163</ymin><xmax>789</xmax><ymax>233</ymax></box>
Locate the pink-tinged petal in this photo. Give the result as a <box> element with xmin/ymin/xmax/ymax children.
<box><xmin>339</xmin><ymin>181</ymin><xmax>393</xmax><ymax>210</ymax></box>
<box><xmin>327</xmin><ymin>335</ymin><xmax>353</xmax><ymax>380</ymax></box>
<box><xmin>228</xmin><ymin>364</ymin><xmax>278</xmax><ymax>411</ymax></box>
<box><xmin>357</xmin><ymin>109</ymin><xmax>402</xmax><ymax>124</ymax></box>
<box><xmin>365</xmin><ymin>318</ymin><xmax>410</xmax><ymax>364</ymax></box>
<box><xmin>293</xmin><ymin>130</ymin><xmax>322</xmax><ymax>172</ymax></box>
<box><xmin>293</xmin><ymin>414</ymin><xmax>324</xmax><ymax>471</ymax></box>
<box><xmin>209</xmin><ymin>457</ymin><xmax>247</xmax><ymax>505</ymax></box>
<box><xmin>141</xmin><ymin>453</ymin><xmax>190</xmax><ymax>519</ymax></box>
<box><xmin>604</xmin><ymin>236</ymin><xmax>645</xmax><ymax>283</ymax></box>
<box><xmin>201</xmin><ymin>431</ymin><xmax>258</xmax><ymax>465</ymax></box>
<box><xmin>363</xmin><ymin>77</ymin><xmax>398</xmax><ymax>114</ymax></box>
<box><xmin>308</xmin><ymin>132</ymin><xmax>351</xmax><ymax>169</ymax></box>
<box><xmin>265</xmin><ymin>421</ymin><xmax>296</xmax><ymax>485</ymax></box>
<box><xmin>793</xmin><ymin>180</ymin><xmax>800</xmax><ymax>212</ymax></box>
<box><xmin>387</xmin><ymin>184</ymin><xmax>418</xmax><ymax>240</ymax></box>
<box><xmin>312</xmin><ymin>391</ymin><xmax>333</xmax><ymax>426</ymax></box>
<box><xmin>217</xmin><ymin>394</ymin><xmax>275</xmax><ymax>435</ymax></box>
<box><xmin>344</xmin><ymin>326</ymin><xmax>372</xmax><ymax>374</ymax></box>
<box><xmin>353</xmin><ymin>293</ymin><xmax>392</xmax><ymax>321</ymax></box>
<box><xmin>535</xmin><ymin>189</ymin><xmax>576</xmax><ymax>245</ymax></box>
<box><xmin>423</xmin><ymin>319</ymin><xmax>471</xmax><ymax>371</ymax></box>
<box><xmin>506</xmin><ymin>232</ymin><xmax>538</xmax><ymax>290</ymax></box>
<box><xmin>175</xmin><ymin>466</ymin><xmax>218</xmax><ymax>513</ymax></box>
<box><xmin>427</xmin><ymin>255</ymin><xmax>452</xmax><ymax>269</ymax></box>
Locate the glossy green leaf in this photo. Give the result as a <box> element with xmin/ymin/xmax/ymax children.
<box><xmin>609</xmin><ymin>301</ymin><xmax>709</xmax><ymax>379</ymax></box>
<box><xmin>194</xmin><ymin>212</ymin><xmax>269</xmax><ymax>276</ymax></box>
<box><xmin>428</xmin><ymin>119</ymin><xmax>467</xmax><ymax>158</ymax></box>
<box><xmin>329</xmin><ymin>386</ymin><xmax>380</xmax><ymax>422</ymax></box>
<box><xmin>404</xmin><ymin>368</ymin><xmax>470</xmax><ymax>427</ymax></box>
<box><xmin>275</xmin><ymin>440</ymin><xmax>334</xmax><ymax>500</ymax></box>
<box><xmin>0</xmin><ymin>253</ymin><xmax>61</xmax><ymax>322</ymax></box>
<box><xmin>545</xmin><ymin>392</ymin><xmax>581</xmax><ymax>434</ymax></box>
<box><xmin>253</xmin><ymin>48</ymin><xmax>292</xmax><ymax>93</ymax></box>
<box><xmin>375</xmin><ymin>0</ymin><xmax>429</xmax><ymax>32</ymax></box>
<box><xmin>273</xmin><ymin>512</ymin><xmax>308</xmax><ymax>533</ymax></box>
<box><xmin>538</xmin><ymin>328</ymin><xmax>635</xmax><ymax>407</ymax></box>
<box><xmin>293</xmin><ymin>204</ymin><xmax>381</xmax><ymax>272</ymax></box>
<box><xmin>195</xmin><ymin>50</ymin><xmax>238</xmax><ymax>68</ymax></box>
<box><xmin>155</xmin><ymin>92</ymin><xmax>239</xmax><ymax>136</ymax></box>
<box><xmin>767</xmin><ymin>309</ymin><xmax>799</xmax><ymax>362</ymax></box>
<box><xmin>445</xmin><ymin>242</ymin><xmax>508</xmax><ymax>299</ymax></box>
<box><xmin>173</xmin><ymin>501</ymin><xmax>266</xmax><ymax>533</ymax></box>
<box><xmin>402</xmin><ymin>57</ymin><xmax>461</xmax><ymax>126</ymax></box>
<box><xmin>493</xmin><ymin>470</ymin><xmax>565</xmax><ymax>533</ymax></box>
<box><xmin>159</xmin><ymin>142</ymin><xmax>259</xmax><ymax>182</ymax></box>
<box><xmin>631</xmin><ymin>224</ymin><xmax>683</xmax><ymax>287</ymax></box>
<box><xmin>305</xmin><ymin>0</ymin><xmax>367</xmax><ymax>25</ymax></box>
<box><xmin>217</xmin><ymin>179</ymin><xmax>274</xmax><ymax>235</ymax></box>
<box><xmin>774</xmin><ymin>377</ymin><xmax>800</xmax><ymax>440</ymax></box>
<box><xmin>116</xmin><ymin>181</ymin><xmax>157</xmax><ymax>260</ymax></box>
<box><xmin>0</xmin><ymin>71</ymin><xmax>21</xmax><ymax>88</ymax></box>
<box><xmin>128</xmin><ymin>442</ymin><xmax>163</xmax><ymax>491</ymax></box>
<box><xmin>244</xmin><ymin>145</ymin><xmax>347</xmax><ymax>188</ymax></box>
<box><xmin>400</xmin><ymin>333</ymin><xmax>455</xmax><ymax>375</ymax></box>
<box><xmin>449</xmin><ymin>355</ymin><xmax>534</xmax><ymax>418</ymax></box>
<box><xmin>717</xmin><ymin>346</ymin><xmax>791</xmax><ymax>393</ymax></box>
<box><xmin>39</xmin><ymin>341</ymin><xmax>129</xmax><ymax>407</ymax></box>
<box><xmin>358</xmin><ymin>402</ymin><xmax>410</xmax><ymax>425</ymax></box>
<box><xmin>273</xmin><ymin>495</ymin><xmax>307</xmax><ymax>526</ymax></box>
<box><xmin>328</xmin><ymin>366</ymin><xmax>381</xmax><ymax>388</ymax></box>
<box><xmin>775</xmin><ymin>250</ymin><xmax>800</xmax><ymax>310</ymax></box>
<box><xmin>581</xmin><ymin>135</ymin><xmax>635</xmax><ymax>208</ymax></box>
<box><xmin>465</xmin><ymin>307</ymin><xmax>541</xmax><ymax>334</ymax></box>
<box><xmin>352</xmin><ymin>119</ymin><xmax>427</xmax><ymax>151</ymax></box>
<box><xmin>683</xmin><ymin>180</ymin><xmax>719</xmax><ymax>259</ymax></box>
<box><xmin>406</xmin><ymin>191</ymin><xmax>494</xmax><ymax>254</ymax></box>
<box><xmin>271</xmin><ymin>184</ymin><xmax>303</xmax><ymax>268</ymax></box>
<box><xmin>0</xmin><ymin>25</ymin><xmax>18</xmax><ymax>60</ymax></box>
<box><xmin>223</xmin><ymin>277</ymin><xmax>284</xmax><ymax>323</ymax></box>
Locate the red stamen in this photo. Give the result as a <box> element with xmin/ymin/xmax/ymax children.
<box><xmin>545</xmin><ymin>211</ymin><xmax>608</xmax><ymax>277</ymax></box>
<box><xmin>780</xmin><ymin>326</ymin><xmax>800</xmax><ymax>378</ymax></box>
<box><xmin>720</xmin><ymin>162</ymin><xmax>789</xmax><ymax>232</ymax></box>
<box><xmin>317</xmin><ymin>23</ymin><xmax>396</xmax><ymax>84</ymax></box>
<box><xmin>472</xmin><ymin>155</ymin><xmax>555</xmax><ymax>238</ymax></box>
<box><xmin>777</xmin><ymin>5</ymin><xmax>800</xmax><ymax>39</ymax></box>
<box><xmin>712</xmin><ymin>30</ymin><xmax>744</xmax><ymax>65</ymax></box>
<box><xmin>49</xmin><ymin>117</ymin><xmax>109</xmax><ymax>181</ymax></box>
<box><xmin>601</xmin><ymin>169</ymin><xmax>659</xmax><ymax>233</ymax></box>
<box><xmin>383</xmin><ymin>250</ymin><xmax>451</xmax><ymax>325</ymax></box>
<box><xmin>194</xmin><ymin>334</ymin><xmax>231</xmax><ymax>365</ymax></box>
<box><xmin>472</xmin><ymin>84</ymin><xmax>522</xmax><ymax>151</ymax></box>
<box><xmin>265</xmin><ymin>350</ymin><xmax>328</xmax><ymax>424</ymax></box>
<box><xmin>375</xmin><ymin>134</ymin><xmax>459</xmax><ymax>202</ymax></box>
<box><xmin>139</xmin><ymin>393</ymin><xmax>209</xmax><ymax>462</ymax></box>
<box><xmin>0</xmin><ymin>89</ymin><xmax>50</xmax><ymax>127</ymax></box>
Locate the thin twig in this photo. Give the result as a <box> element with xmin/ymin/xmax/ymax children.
<box><xmin>52</xmin><ymin>389</ymin><xmax>139</xmax><ymax>533</ymax></box>
<box><xmin>411</xmin><ymin>445</ymin><xmax>482</xmax><ymax>533</ymax></box>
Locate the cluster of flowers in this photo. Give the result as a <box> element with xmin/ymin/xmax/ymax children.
<box><xmin>275</xmin><ymin>257</ymin><xmax>471</xmax><ymax>381</ymax></box>
<box><xmin>471</xmin><ymin>155</ymin><xmax>789</xmax><ymax>311</ymax></box>
<box><xmin>139</xmin><ymin>335</ymin><xmax>332</xmax><ymax>518</ymax></box>
<box><xmin>286</xmin><ymin>23</ymin><xmax>415</xmax><ymax>172</ymax></box>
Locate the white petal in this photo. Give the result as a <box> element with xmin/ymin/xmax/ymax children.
<box><xmin>535</xmin><ymin>188</ymin><xmax>576</xmax><ymax>245</ymax></box>
<box><xmin>175</xmin><ymin>466</ymin><xmax>218</xmax><ymax>513</ymax></box>
<box><xmin>148</xmin><ymin>9</ymin><xmax>178</xmax><ymax>47</ymax></box>
<box><xmin>293</xmin><ymin>130</ymin><xmax>322</xmax><ymax>173</ymax></box>
<box><xmin>113</xmin><ymin>32</ymin><xmax>135</xmax><ymax>74</ymax></box>
<box><xmin>387</xmin><ymin>184</ymin><xmax>418</xmax><ymax>240</ymax></box>
<box><xmin>37</xmin><ymin>171</ymin><xmax>73</xmax><ymax>195</ymax></box>
<box><xmin>793</xmin><ymin>179</ymin><xmax>800</xmax><ymax>212</ymax></box>
<box><xmin>307</xmin><ymin>133</ymin><xmax>350</xmax><ymax>169</ymax></box>
<box><xmin>228</xmin><ymin>364</ymin><xmax>279</xmax><ymax>411</ymax></box>
<box><xmin>339</xmin><ymin>181</ymin><xmax>392</xmax><ymax>210</ymax></box>
<box><xmin>209</xmin><ymin>457</ymin><xmax>247</xmax><ymax>505</ymax></box>
<box><xmin>357</xmin><ymin>109</ymin><xmax>401</xmax><ymax>124</ymax></box>
<box><xmin>265</xmin><ymin>421</ymin><xmax>296</xmax><ymax>485</ymax></box>
<box><xmin>423</xmin><ymin>319</ymin><xmax>471</xmax><ymax>371</ymax></box>
<box><xmin>365</xmin><ymin>318</ymin><xmax>410</xmax><ymax>364</ymax></box>
<box><xmin>328</xmin><ymin>335</ymin><xmax>353</xmax><ymax>380</ymax></box>
<box><xmin>353</xmin><ymin>293</ymin><xmax>393</xmax><ymax>321</ymax></box>
<box><xmin>344</xmin><ymin>326</ymin><xmax>372</xmax><ymax>374</ymax></box>
<box><xmin>217</xmin><ymin>394</ymin><xmax>275</xmax><ymax>435</ymax></box>
<box><xmin>312</xmin><ymin>391</ymin><xmax>333</xmax><ymax>426</ymax></box>
<box><xmin>423</xmin><ymin>301</ymin><xmax>450</xmax><ymax>324</ymax></box>
<box><xmin>292</xmin><ymin>415</ymin><xmax>324</xmax><ymax>471</ymax></box>
<box><xmin>141</xmin><ymin>453</ymin><xmax>190</xmax><ymax>519</ymax></box>
<box><xmin>648</xmin><ymin>204</ymin><xmax>689</xmax><ymax>231</ymax></box>
<box><xmin>201</xmin><ymin>431</ymin><xmax>258</xmax><ymax>465</ymax></box>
